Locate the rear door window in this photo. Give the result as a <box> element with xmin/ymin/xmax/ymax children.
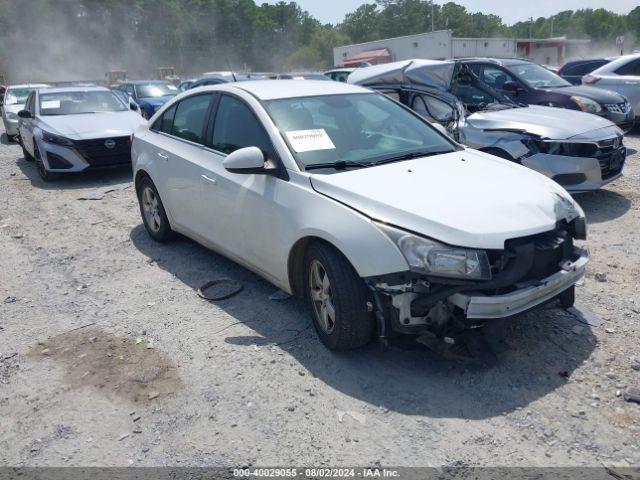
<box><xmin>411</xmin><ymin>94</ymin><xmax>453</xmax><ymax>123</ymax></box>
<box><xmin>170</xmin><ymin>94</ymin><xmax>212</xmax><ymax>144</ymax></box>
<box><xmin>615</xmin><ymin>59</ymin><xmax>640</xmax><ymax>76</ymax></box>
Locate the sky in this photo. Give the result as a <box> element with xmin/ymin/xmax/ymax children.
<box><xmin>263</xmin><ymin>0</ymin><xmax>639</xmax><ymax>26</ymax></box>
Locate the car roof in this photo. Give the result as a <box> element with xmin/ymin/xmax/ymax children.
<box><xmin>459</xmin><ymin>57</ymin><xmax>531</xmax><ymax>66</ymax></box>
<box><xmin>7</xmin><ymin>83</ymin><xmax>50</xmax><ymax>89</ymax></box>
<box><xmin>37</xmin><ymin>86</ymin><xmax>111</xmax><ymax>94</ymax></box>
<box><xmin>563</xmin><ymin>57</ymin><xmax>609</xmax><ymax>65</ymax></box>
<box><xmin>195</xmin><ymin>80</ymin><xmax>372</xmax><ymax>100</ymax></box>
<box><xmin>127</xmin><ymin>80</ymin><xmax>172</xmax><ymax>85</ymax></box>
<box><xmin>594</xmin><ymin>52</ymin><xmax>640</xmax><ymax>72</ymax></box>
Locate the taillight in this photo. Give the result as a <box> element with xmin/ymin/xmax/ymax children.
<box><xmin>583</xmin><ymin>75</ymin><xmax>601</xmax><ymax>85</ymax></box>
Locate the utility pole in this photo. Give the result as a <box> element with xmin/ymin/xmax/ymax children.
<box><xmin>550</xmin><ymin>17</ymin><xmax>554</xmax><ymax>37</ymax></box>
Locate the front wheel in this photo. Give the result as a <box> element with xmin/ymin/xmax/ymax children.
<box><xmin>21</xmin><ymin>141</ymin><xmax>34</xmax><ymax>161</ymax></box>
<box><xmin>304</xmin><ymin>242</ymin><xmax>374</xmax><ymax>350</ymax></box>
<box><xmin>35</xmin><ymin>145</ymin><xmax>56</xmax><ymax>181</ymax></box>
<box><xmin>559</xmin><ymin>285</ymin><xmax>575</xmax><ymax>309</ymax></box>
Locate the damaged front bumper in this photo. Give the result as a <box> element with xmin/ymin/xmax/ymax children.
<box><xmin>522</xmin><ymin>148</ymin><xmax>625</xmax><ymax>192</ymax></box>
<box><xmin>448</xmin><ymin>247</ymin><xmax>588</xmax><ymax>319</ymax></box>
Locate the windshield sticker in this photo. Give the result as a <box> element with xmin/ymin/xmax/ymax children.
<box><xmin>286</xmin><ymin>129</ymin><xmax>336</xmax><ymax>153</ymax></box>
<box><xmin>41</xmin><ymin>100</ymin><xmax>60</xmax><ymax>109</ymax></box>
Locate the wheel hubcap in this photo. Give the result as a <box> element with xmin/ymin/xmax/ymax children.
<box><xmin>309</xmin><ymin>259</ymin><xmax>335</xmax><ymax>334</ymax></box>
<box><xmin>142</xmin><ymin>186</ymin><xmax>162</xmax><ymax>233</ymax></box>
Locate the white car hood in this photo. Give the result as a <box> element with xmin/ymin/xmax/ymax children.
<box><xmin>40</xmin><ymin>111</ymin><xmax>145</xmax><ymax>139</ymax></box>
<box><xmin>467</xmin><ymin>105</ymin><xmax>619</xmax><ymax>140</ymax></box>
<box><xmin>310</xmin><ymin>149</ymin><xmax>580</xmax><ymax>250</ymax></box>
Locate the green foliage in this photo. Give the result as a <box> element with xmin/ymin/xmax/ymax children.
<box><xmin>0</xmin><ymin>0</ymin><xmax>638</xmax><ymax>81</ymax></box>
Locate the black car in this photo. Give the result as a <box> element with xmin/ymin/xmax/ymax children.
<box><xmin>558</xmin><ymin>58</ymin><xmax>612</xmax><ymax>85</ymax></box>
<box><xmin>460</xmin><ymin>58</ymin><xmax>634</xmax><ymax>132</ymax></box>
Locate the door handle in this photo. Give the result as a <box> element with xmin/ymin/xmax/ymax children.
<box><xmin>157</xmin><ymin>152</ymin><xmax>169</xmax><ymax>161</ymax></box>
<box><xmin>201</xmin><ymin>174</ymin><xmax>217</xmax><ymax>185</ymax></box>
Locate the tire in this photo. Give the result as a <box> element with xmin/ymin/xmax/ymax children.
<box><xmin>559</xmin><ymin>285</ymin><xmax>575</xmax><ymax>309</ymax></box>
<box><xmin>304</xmin><ymin>242</ymin><xmax>374</xmax><ymax>350</ymax></box>
<box><xmin>22</xmin><ymin>142</ymin><xmax>34</xmax><ymax>161</ymax></box>
<box><xmin>34</xmin><ymin>145</ymin><xmax>56</xmax><ymax>181</ymax></box>
<box><xmin>137</xmin><ymin>176</ymin><xmax>176</xmax><ymax>242</ymax></box>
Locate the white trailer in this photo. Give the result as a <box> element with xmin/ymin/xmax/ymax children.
<box><xmin>334</xmin><ymin>31</ymin><xmax>517</xmax><ymax>67</ymax></box>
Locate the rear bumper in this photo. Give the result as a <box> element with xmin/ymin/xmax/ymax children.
<box><xmin>448</xmin><ymin>247</ymin><xmax>589</xmax><ymax>319</ymax></box>
<box><xmin>2</xmin><ymin>117</ymin><xmax>18</xmax><ymax>136</ymax></box>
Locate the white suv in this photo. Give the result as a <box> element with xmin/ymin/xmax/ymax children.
<box><xmin>132</xmin><ymin>80</ymin><xmax>588</xmax><ymax>351</ymax></box>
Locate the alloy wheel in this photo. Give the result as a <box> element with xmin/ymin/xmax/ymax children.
<box><xmin>309</xmin><ymin>259</ymin><xmax>336</xmax><ymax>334</ymax></box>
<box><xmin>142</xmin><ymin>186</ymin><xmax>162</xmax><ymax>233</ymax></box>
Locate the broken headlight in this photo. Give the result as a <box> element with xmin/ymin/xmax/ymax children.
<box><xmin>570</xmin><ymin>96</ymin><xmax>602</xmax><ymax>114</ymax></box>
<box><xmin>376</xmin><ymin>223</ymin><xmax>491</xmax><ymax>280</ymax></box>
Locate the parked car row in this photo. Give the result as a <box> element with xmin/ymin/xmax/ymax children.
<box><xmin>1</xmin><ymin>54</ymin><xmax>634</xmax><ymax>352</ymax></box>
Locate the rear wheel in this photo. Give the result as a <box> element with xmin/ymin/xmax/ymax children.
<box><xmin>35</xmin><ymin>145</ymin><xmax>56</xmax><ymax>181</ymax></box>
<box><xmin>304</xmin><ymin>242</ymin><xmax>374</xmax><ymax>350</ymax></box>
<box><xmin>137</xmin><ymin>176</ymin><xmax>175</xmax><ymax>242</ymax></box>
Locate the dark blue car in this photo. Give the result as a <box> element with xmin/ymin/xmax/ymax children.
<box><xmin>558</xmin><ymin>58</ymin><xmax>612</xmax><ymax>85</ymax></box>
<box><xmin>117</xmin><ymin>81</ymin><xmax>178</xmax><ymax>119</ymax></box>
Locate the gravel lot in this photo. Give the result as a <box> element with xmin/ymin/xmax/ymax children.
<box><xmin>0</xmin><ymin>125</ymin><xmax>639</xmax><ymax>468</ymax></box>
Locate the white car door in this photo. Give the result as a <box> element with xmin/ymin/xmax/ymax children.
<box><xmin>148</xmin><ymin>93</ymin><xmax>215</xmax><ymax>237</ymax></box>
<box><xmin>200</xmin><ymin>94</ymin><xmax>288</xmax><ymax>277</ymax></box>
<box><xmin>18</xmin><ymin>92</ymin><xmax>37</xmax><ymax>154</ymax></box>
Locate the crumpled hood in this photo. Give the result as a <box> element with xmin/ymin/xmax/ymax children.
<box><xmin>40</xmin><ymin>111</ymin><xmax>145</xmax><ymax>139</ymax></box>
<box><xmin>467</xmin><ymin>105</ymin><xmax>620</xmax><ymax>140</ymax></box>
<box><xmin>310</xmin><ymin>149</ymin><xmax>581</xmax><ymax>250</ymax></box>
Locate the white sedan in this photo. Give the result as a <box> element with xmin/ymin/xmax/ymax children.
<box><xmin>18</xmin><ymin>86</ymin><xmax>145</xmax><ymax>180</ymax></box>
<box><xmin>1</xmin><ymin>83</ymin><xmax>49</xmax><ymax>138</ymax></box>
<box><xmin>132</xmin><ymin>80</ymin><xmax>589</xmax><ymax>350</ymax></box>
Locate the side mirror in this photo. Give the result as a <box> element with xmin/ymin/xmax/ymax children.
<box><xmin>223</xmin><ymin>147</ymin><xmax>267</xmax><ymax>174</ymax></box>
<box><xmin>503</xmin><ymin>81</ymin><xmax>522</xmax><ymax>93</ymax></box>
<box><xmin>18</xmin><ymin>110</ymin><xmax>32</xmax><ymax>119</ymax></box>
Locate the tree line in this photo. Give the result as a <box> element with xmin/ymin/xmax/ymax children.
<box><xmin>0</xmin><ymin>0</ymin><xmax>638</xmax><ymax>81</ymax></box>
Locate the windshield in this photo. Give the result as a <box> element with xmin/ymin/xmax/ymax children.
<box><xmin>510</xmin><ymin>63</ymin><xmax>571</xmax><ymax>88</ymax></box>
<box><xmin>39</xmin><ymin>91</ymin><xmax>128</xmax><ymax>115</ymax></box>
<box><xmin>136</xmin><ymin>83</ymin><xmax>178</xmax><ymax>98</ymax></box>
<box><xmin>265</xmin><ymin>93</ymin><xmax>456</xmax><ymax>168</ymax></box>
<box><xmin>5</xmin><ymin>88</ymin><xmax>34</xmax><ymax>105</ymax></box>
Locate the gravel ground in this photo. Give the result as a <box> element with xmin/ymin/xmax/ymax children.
<box><xmin>0</xmin><ymin>125</ymin><xmax>639</xmax><ymax>468</ymax></box>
